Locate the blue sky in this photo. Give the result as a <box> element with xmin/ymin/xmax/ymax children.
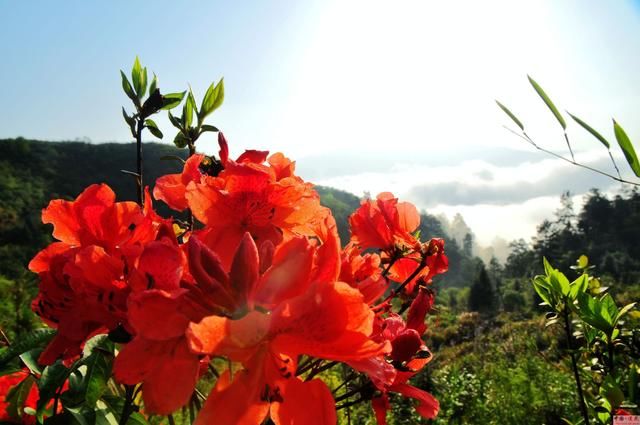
<box><xmin>2</xmin><ymin>1</ymin><xmax>640</xmax><ymax>248</ymax></box>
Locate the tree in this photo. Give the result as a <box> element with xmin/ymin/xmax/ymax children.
<box><xmin>468</xmin><ymin>264</ymin><xmax>496</xmax><ymax>315</ymax></box>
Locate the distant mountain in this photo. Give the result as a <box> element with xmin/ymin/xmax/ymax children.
<box><xmin>0</xmin><ymin>138</ymin><xmax>480</xmax><ymax>287</ymax></box>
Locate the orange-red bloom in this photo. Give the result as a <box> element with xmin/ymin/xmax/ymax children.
<box><xmin>183</xmin><ymin>134</ymin><xmax>329</xmax><ymax>267</ymax></box>
<box><xmin>29</xmin><ymin>184</ymin><xmax>168</xmax><ymax>364</ymax></box>
<box><xmin>349</xmin><ymin>192</ymin><xmax>420</xmax><ymax>253</ymax></box>
<box><xmin>183</xmin><ymin>227</ymin><xmax>387</xmax><ymax>424</ymax></box>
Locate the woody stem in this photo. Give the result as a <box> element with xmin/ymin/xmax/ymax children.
<box><xmin>119</xmin><ymin>384</ymin><xmax>136</xmax><ymax>425</ymax></box>
<box><xmin>380</xmin><ymin>255</ymin><xmax>428</xmax><ymax>306</ymax></box>
<box><xmin>135</xmin><ymin>118</ymin><xmax>144</xmax><ymax>205</ymax></box>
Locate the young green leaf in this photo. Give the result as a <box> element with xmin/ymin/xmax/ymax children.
<box><xmin>183</xmin><ymin>90</ymin><xmax>196</xmax><ymax>128</ymax></box>
<box><xmin>131</xmin><ymin>56</ymin><xmax>143</xmax><ymax>98</ymax></box>
<box><xmin>200</xmin><ymin>124</ymin><xmax>219</xmax><ymax>133</ymax></box>
<box><xmin>614</xmin><ymin>302</ymin><xmax>636</xmax><ymax>325</ymax></box>
<box><xmin>532</xmin><ymin>276</ymin><xmax>553</xmax><ymax>307</ymax></box>
<box><xmin>120</xmin><ymin>71</ymin><xmax>137</xmax><ymax>104</ymax></box>
<box><xmin>160</xmin><ymin>91</ymin><xmax>186</xmax><ymax>110</ymax></box>
<box><xmin>495</xmin><ymin>100</ymin><xmax>524</xmax><ymax>131</ymax></box>
<box><xmin>567</xmin><ymin>113</ymin><xmax>610</xmax><ymax>149</ymax></box>
<box><xmin>527</xmin><ymin>75</ymin><xmax>566</xmax><ymax>130</ymax></box>
<box><xmin>149</xmin><ymin>73</ymin><xmax>158</xmax><ymax>96</ymax></box>
<box><xmin>174</xmin><ymin>132</ymin><xmax>189</xmax><ymax>148</ymax></box>
<box><xmin>613</xmin><ymin>119</ymin><xmax>640</xmax><ymax>177</ymax></box>
<box><xmin>168</xmin><ymin>111</ymin><xmax>183</xmax><ymax>130</ymax></box>
<box><xmin>200</xmin><ymin>78</ymin><xmax>225</xmax><ymax>120</ymax></box>
<box><xmin>122</xmin><ymin>107</ymin><xmax>135</xmax><ymax>128</ymax></box>
<box><xmin>144</xmin><ymin>119</ymin><xmax>163</xmax><ymax>139</ymax></box>
<box><xmin>568</xmin><ymin>274</ymin><xmax>588</xmax><ymax>300</ymax></box>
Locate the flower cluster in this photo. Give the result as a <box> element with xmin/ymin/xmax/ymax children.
<box><xmin>11</xmin><ymin>133</ymin><xmax>448</xmax><ymax>424</ymax></box>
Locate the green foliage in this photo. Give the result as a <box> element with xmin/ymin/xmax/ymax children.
<box><xmin>427</xmin><ymin>319</ymin><xmax>579</xmax><ymax>424</ymax></box>
<box><xmin>614</xmin><ymin>119</ymin><xmax>640</xmax><ymax>177</ymax></box>
<box><xmin>495</xmin><ymin>101</ymin><xmax>524</xmax><ymax>131</ymax></box>
<box><xmin>468</xmin><ymin>265</ymin><xmax>496</xmax><ymax>315</ymax></box>
<box><xmin>568</xmin><ymin>113</ymin><xmax>610</xmax><ymax>149</ymax></box>
<box><xmin>527</xmin><ymin>75</ymin><xmax>566</xmax><ymax>130</ymax></box>
<box><xmin>533</xmin><ymin>256</ymin><xmax>639</xmax><ymax>423</ymax></box>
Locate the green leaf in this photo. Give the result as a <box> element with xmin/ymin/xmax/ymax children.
<box><xmin>613</xmin><ymin>119</ymin><xmax>640</xmax><ymax>177</ymax></box>
<box><xmin>144</xmin><ymin>119</ymin><xmax>163</xmax><ymax>139</ymax></box>
<box><xmin>19</xmin><ymin>349</ymin><xmax>44</xmax><ymax>375</ymax></box>
<box><xmin>120</xmin><ymin>71</ymin><xmax>137</xmax><ymax>104</ymax></box>
<box><xmin>79</xmin><ymin>351</ymin><xmax>111</xmax><ymax>408</ymax></box>
<box><xmin>528</xmin><ymin>75</ymin><xmax>566</xmax><ymax>130</ymax></box>
<box><xmin>600</xmin><ymin>293</ymin><xmax>619</xmax><ymax>327</ymax></box>
<box><xmin>125</xmin><ymin>412</ymin><xmax>149</xmax><ymax>424</ymax></box>
<box><xmin>200</xmin><ymin>78</ymin><xmax>225</xmax><ymax>120</ymax></box>
<box><xmin>139</xmin><ymin>67</ymin><xmax>148</xmax><ymax>99</ymax></box>
<box><xmin>200</xmin><ymin>124</ymin><xmax>219</xmax><ymax>133</ymax></box>
<box><xmin>495</xmin><ymin>100</ymin><xmax>524</xmax><ymax>131</ymax></box>
<box><xmin>0</xmin><ymin>328</ymin><xmax>56</xmax><ymax>366</ymax></box>
<box><xmin>160</xmin><ymin>91</ymin><xmax>186</xmax><ymax>110</ymax></box>
<box><xmin>184</xmin><ymin>90</ymin><xmax>196</xmax><ymax>128</ymax></box>
<box><xmin>615</xmin><ymin>301</ymin><xmax>636</xmax><ymax>325</ymax></box>
<box><xmin>122</xmin><ymin>107</ymin><xmax>135</xmax><ymax>128</ymax></box>
<box><xmin>168</xmin><ymin>111</ymin><xmax>182</xmax><ymax>130</ymax></box>
<box><xmin>601</xmin><ymin>376</ymin><xmax>624</xmax><ymax>408</ymax></box>
<box><xmin>173</xmin><ymin>132</ymin><xmax>189</xmax><ymax>148</ymax></box>
<box><xmin>37</xmin><ymin>361</ymin><xmax>69</xmax><ymax>416</ymax></box>
<box><xmin>576</xmin><ymin>254</ymin><xmax>589</xmax><ymax>269</ymax></box>
<box><xmin>532</xmin><ymin>276</ymin><xmax>553</xmax><ymax>307</ymax></box>
<box><xmin>577</xmin><ymin>292</ymin><xmax>615</xmax><ymax>334</ymax></box>
<box><xmin>131</xmin><ymin>57</ymin><xmax>143</xmax><ymax>99</ymax></box>
<box><xmin>568</xmin><ymin>274</ymin><xmax>588</xmax><ymax>300</ymax></box>
<box><xmin>149</xmin><ymin>73</ymin><xmax>157</xmax><ymax>96</ymax></box>
<box><xmin>567</xmin><ymin>113</ymin><xmax>610</xmax><ymax>149</ymax></box>
<box><xmin>5</xmin><ymin>374</ymin><xmax>36</xmax><ymax>420</ymax></box>
<box><xmin>542</xmin><ymin>257</ymin><xmax>554</xmax><ymax>277</ymax></box>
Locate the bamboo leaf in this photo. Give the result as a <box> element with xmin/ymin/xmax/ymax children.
<box><xmin>528</xmin><ymin>75</ymin><xmax>566</xmax><ymax>130</ymax></box>
<box><xmin>613</xmin><ymin>119</ymin><xmax>640</xmax><ymax>177</ymax></box>
<box><xmin>567</xmin><ymin>112</ymin><xmax>610</xmax><ymax>148</ymax></box>
<box><xmin>495</xmin><ymin>100</ymin><xmax>524</xmax><ymax>131</ymax></box>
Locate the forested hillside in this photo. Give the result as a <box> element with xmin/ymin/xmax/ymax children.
<box><xmin>2</xmin><ymin>138</ymin><xmax>640</xmax><ymax>424</ymax></box>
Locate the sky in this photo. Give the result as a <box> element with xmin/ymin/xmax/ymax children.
<box><xmin>1</xmin><ymin>0</ymin><xmax>640</xmax><ymax>246</ymax></box>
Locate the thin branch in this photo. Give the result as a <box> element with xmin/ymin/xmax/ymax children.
<box><xmin>608</xmin><ymin>150</ymin><xmax>623</xmax><ymax>181</ymax></box>
<box><xmin>305</xmin><ymin>361</ymin><xmax>338</xmax><ymax>381</ymax></box>
<box><xmin>0</xmin><ymin>327</ymin><xmax>10</xmax><ymax>346</ymax></box>
<box><xmin>503</xmin><ymin>126</ymin><xmax>640</xmax><ymax>187</ymax></box>
<box><xmin>563</xmin><ymin>132</ymin><xmax>575</xmax><ymax>162</ymax></box>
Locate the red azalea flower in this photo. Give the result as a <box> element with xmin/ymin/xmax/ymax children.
<box><xmin>340</xmin><ymin>243</ymin><xmax>388</xmax><ymax>304</ymax></box>
<box><xmin>40</xmin><ymin>183</ymin><xmax>142</xmax><ymax>252</ymax></box>
<box><xmin>153</xmin><ymin>154</ymin><xmax>207</xmax><ymax>212</ymax></box>
<box><xmin>185</xmin><ymin>137</ymin><xmax>329</xmax><ymax>268</ymax></box>
<box><xmin>113</xmin><ymin>214</ymin><xmax>381</xmax><ymax>419</ymax></box>
<box><xmin>29</xmin><ymin>185</ymin><xmax>168</xmax><ymax>364</ymax></box>
<box><xmin>349</xmin><ymin>192</ymin><xmax>421</xmax><ymax>253</ymax></box>
<box><xmin>186</xmin><ymin>230</ymin><xmax>388</xmax><ymax>424</ymax></box>
<box><xmin>349</xmin><ymin>286</ymin><xmax>439</xmax><ymax>423</ymax></box>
